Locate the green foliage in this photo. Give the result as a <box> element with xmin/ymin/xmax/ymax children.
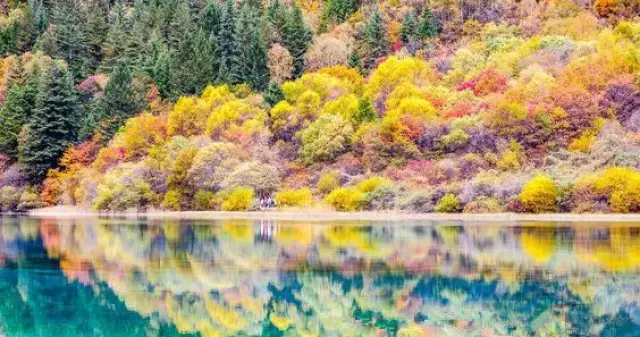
<box><xmin>264</xmin><ymin>82</ymin><xmax>285</xmax><ymax>106</ymax></box>
<box><xmin>193</xmin><ymin>189</ymin><xmax>219</xmax><ymax>210</ymax></box>
<box><xmin>317</xmin><ymin>171</ymin><xmax>341</xmax><ymax>194</ymax></box>
<box><xmin>0</xmin><ymin>85</ymin><xmax>28</xmax><ymax>158</ymax></box>
<box><xmin>364</xmin><ymin>8</ymin><xmax>388</xmax><ymax>67</ymax></box>
<box><xmin>221</xmin><ymin>186</ymin><xmax>255</xmax><ymax>211</ymax></box>
<box><xmin>162</xmin><ymin>189</ymin><xmax>182</xmax><ymax>211</ymax></box>
<box><xmin>324</xmin><ymin>187</ymin><xmax>364</xmax><ymax>211</ymax></box>
<box><xmin>520</xmin><ymin>175</ymin><xmax>559</xmax><ymax>213</ymax></box>
<box><xmin>283</xmin><ymin>3</ymin><xmax>312</xmax><ymax>79</ymax></box>
<box><xmin>400</xmin><ymin>11</ymin><xmax>418</xmax><ymax>44</ymax></box>
<box><xmin>0</xmin><ymin>186</ymin><xmax>21</xmax><ymax>212</ymax></box>
<box><xmin>435</xmin><ymin>194</ymin><xmax>462</xmax><ymax>213</ymax></box>
<box><xmin>418</xmin><ymin>6</ymin><xmax>438</xmax><ymax>39</ymax></box>
<box><xmin>19</xmin><ymin>63</ymin><xmax>78</xmax><ymax>183</ymax></box>
<box><xmin>299</xmin><ymin>114</ymin><xmax>354</xmax><ymax>165</ymax></box>
<box><xmin>275</xmin><ymin>187</ymin><xmax>313</xmax><ymax>207</ymax></box>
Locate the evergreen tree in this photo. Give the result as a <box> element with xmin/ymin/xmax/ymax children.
<box><xmin>266</xmin><ymin>0</ymin><xmax>287</xmax><ymax>35</ymax></box>
<box><xmin>6</xmin><ymin>56</ymin><xmax>27</xmax><ymax>87</ymax></box>
<box><xmin>283</xmin><ymin>3</ymin><xmax>311</xmax><ymax>79</ymax></box>
<box><xmin>263</xmin><ymin>81</ymin><xmax>284</xmax><ymax>106</ymax></box>
<box><xmin>355</xmin><ymin>98</ymin><xmax>376</xmax><ymax>124</ymax></box>
<box><xmin>17</xmin><ymin>0</ymin><xmax>46</xmax><ymax>52</ymax></box>
<box><xmin>200</xmin><ymin>2</ymin><xmax>222</xmax><ymax>37</ymax></box>
<box><xmin>400</xmin><ymin>11</ymin><xmax>417</xmax><ymax>44</ymax></box>
<box><xmin>93</xmin><ymin>61</ymin><xmax>141</xmax><ymax>140</ymax></box>
<box><xmin>347</xmin><ymin>49</ymin><xmax>362</xmax><ymax>73</ymax></box>
<box><xmin>173</xmin><ymin>29</ymin><xmax>216</xmax><ymax>95</ymax></box>
<box><xmin>217</xmin><ymin>0</ymin><xmax>238</xmax><ymax>84</ymax></box>
<box><xmin>166</xmin><ymin>0</ymin><xmax>193</xmax><ymax>51</ymax></box>
<box><xmin>363</xmin><ymin>8</ymin><xmax>388</xmax><ymax>68</ymax></box>
<box><xmin>19</xmin><ymin>63</ymin><xmax>78</xmax><ymax>182</ymax></box>
<box><xmin>101</xmin><ymin>0</ymin><xmax>127</xmax><ymax>73</ymax></box>
<box><xmin>86</xmin><ymin>0</ymin><xmax>108</xmax><ymax>72</ymax></box>
<box><xmin>152</xmin><ymin>48</ymin><xmax>173</xmax><ymax>99</ymax></box>
<box><xmin>49</xmin><ymin>0</ymin><xmax>95</xmax><ymax>80</ymax></box>
<box><xmin>319</xmin><ymin>0</ymin><xmax>358</xmax><ymax>30</ymax></box>
<box><xmin>418</xmin><ymin>6</ymin><xmax>438</xmax><ymax>39</ymax></box>
<box><xmin>235</xmin><ymin>4</ymin><xmax>255</xmax><ymax>84</ymax></box>
<box><xmin>248</xmin><ymin>27</ymin><xmax>270</xmax><ymax>91</ymax></box>
<box><xmin>125</xmin><ymin>0</ymin><xmax>152</xmax><ymax>73</ymax></box>
<box><xmin>0</xmin><ymin>85</ymin><xmax>28</xmax><ymax>158</ymax></box>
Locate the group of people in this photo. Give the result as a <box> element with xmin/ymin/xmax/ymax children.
<box><xmin>259</xmin><ymin>195</ymin><xmax>276</xmax><ymax>209</ymax></box>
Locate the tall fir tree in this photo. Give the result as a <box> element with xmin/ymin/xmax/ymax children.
<box><xmin>86</xmin><ymin>0</ymin><xmax>108</xmax><ymax>72</ymax></box>
<box><xmin>152</xmin><ymin>48</ymin><xmax>174</xmax><ymax>99</ymax></box>
<box><xmin>217</xmin><ymin>0</ymin><xmax>238</xmax><ymax>84</ymax></box>
<box><xmin>348</xmin><ymin>49</ymin><xmax>363</xmax><ymax>73</ymax></box>
<box><xmin>248</xmin><ymin>26</ymin><xmax>270</xmax><ymax>91</ymax></box>
<box><xmin>418</xmin><ymin>5</ymin><xmax>438</xmax><ymax>39</ymax></box>
<box><xmin>166</xmin><ymin>0</ymin><xmax>193</xmax><ymax>51</ymax></box>
<box><xmin>263</xmin><ymin>81</ymin><xmax>284</xmax><ymax>106</ymax></box>
<box><xmin>101</xmin><ymin>0</ymin><xmax>127</xmax><ymax>73</ymax></box>
<box><xmin>49</xmin><ymin>0</ymin><xmax>95</xmax><ymax>80</ymax></box>
<box><xmin>173</xmin><ymin>28</ymin><xmax>216</xmax><ymax>95</ymax></box>
<box><xmin>200</xmin><ymin>2</ymin><xmax>222</xmax><ymax>37</ymax></box>
<box><xmin>19</xmin><ymin>62</ymin><xmax>78</xmax><ymax>183</ymax></box>
<box><xmin>283</xmin><ymin>2</ymin><xmax>311</xmax><ymax>79</ymax></box>
<box><xmin>93</xmin><ymin>61</ymin><xmax>141</xmax><ymax>140</ymax></box>
<box><xmin>400</xmin><ymin>11</ymin><xmax>417</xmax><ymax>44</ymax></box>
<box><xmin>364</xmin><ymin>8</ymin><xmax>388</xmax><ymax>68</ymax></box>
<box><xmin>266</xmin><ymin>0</ymin><xmax>287</xmax><ymax>36</ymax></box>
<box><xmin>235</xmin><ymin>4</ymin><xmax>255</xmax><ymax>84</ymax></box>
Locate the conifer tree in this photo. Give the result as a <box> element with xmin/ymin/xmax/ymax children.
<box><xmin>86</xmin><ymin>0</ymin><xmax>108</xmax><ymax>72</ymax></box>
<box><xmin>400</xmin><ymin>11</ymin><xmax>417</xmax><ymax>44</ymax></box>
<box><xmin>167</xmin><ymin>0</ymin><xmax>193</xmax><ymax>51</ymax></box>
<box><xmin>364</xmin><ymin>8</ymin><xmax>388</xmax><ymax>68</ymax></box>
<box><xmin>235</xmin><ymin>4</ymin><xmax>255</xmax><ymax>84</ymax></box>
<box><xmin>418</xmin><ymin>5</ymin><xmax>438</xmax><ymax>39</ymax></box>
<box><xmin>263</xmin><ymin>81</ymin><xmax>284</xmax><ymax>106</ymax></box>
<box><xmin>49</xmin><ymin>0</ymin><xmax>96</xmax><ymax>80</ymax></box>
<box><xmin>267</xmin><ymin>0</ymin><xmax>287</xmax><ymax>35</ymax></box>
<box><xmin>152</xmin><ymin>49</ymin><xmax>174</xmax><ymax>99</ymax></box>
<box><xmin>101</xmin><ymin>0</ymin><xmax>127</xmax><ymax>73</ymax></box>
<box><xmin>356</xmin><ymin>98</ymin><xmax>376</xmax><ymax>124</ymax></box>
<box><xmin>201</xmin><ymin>2</ymin><xmax>222</xmax><ymax>37</ymax></box>
<box><xmin>283</xmin><ymin>3</ymin><xmax>311</xmax><ymax>79</ymax></box>
<box><xmin>93</xmin><ymin>61</ymin><xmax>141</xmax><ymax>140</ymax></box>
<box><xmin>173</xmin><ymin>29</ymin><xmax>216</xmax><ymax>95</ymax></box>
<box><xmin>348</xmin><ymin>49</ymin><xmax>363</xmax><ymax>73</ymax></box>
<box><xmin>0</xmin><ymin>85</ymin><xmax>28</xmax><ymax>158</ymax></box>
<box><xmin>19</xmin><ymin>63</ymin><xmax>78</xmax><ymax>182</ymax></box>
<box><xmin>248</xmin><ymin>27</ymin><xmax>270</xmax><ymax>91</ymax></box>
<box><xmin>217</xmin><ymin>0</ymin><xmax>238</xmax><ymax>84</ymax></box>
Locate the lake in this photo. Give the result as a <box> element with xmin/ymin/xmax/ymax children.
<box><xmin>1</xmin><ymin>216</ymin><xmax>639</xmax><ymax>336</ymax></box>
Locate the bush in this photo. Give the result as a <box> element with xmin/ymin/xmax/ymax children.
<box><xmin>575</xmin><ymin>166</ymin><xmax>640</xmax><ymax>213</ymax></box>
<box><xmin>193</xmin><ymin>190</ymin><xmax>219</xmax><ymax>210</ymax></box>
<box><xmin>17</xmin><ymin>188</ymin><xmax>43</xmax><ymax>212</ymax></box>
<box><xmin>401</xmin><ymin>190</ymin><xmax>445</xmax><ymax>213</ymax></box>
<box><xmin>463</xmin><ymin>197</ymin><xmax>503</xmax><ymax>213</ymax></box>
<box><xmin>324</xmin><ymin>187</ymin><xmax>365</xmax><ymax>211</ymax></box>
<box><xmin>317</xmin><ymin>171</ymin><xmax>341</xmax><ymax>194</ymax></box>
<box><xmin>364</xmin><ymin>186</ymin><xmax>399</xmax><ymax>211</ymax></box>
<box><xmin>162</xmin><ymin>190</ymin><xmax>182</xmax><ymax>211</ymax></box>
<box><xmin>519</xmin><ymin>175</ymin><xmax>559</xmax><ymax>213</ymax></box>
<box><xmin>222</xmin><ymin>161</ymin><xmax>281</xmax><ymax>195</ymax></box>
<box><xmin>0</xmin><ymin>186</ymin><xmax>21</xmax><ymax>212</ymax></box>
<box><xmin>356</xmin><ymin>176</ymin><xmax>393</xmax><ymax>193</ymax></box>
<box><xmin>93</xmin><ymin>165</ymin><xmax>158</xmax><ymax>211</ymax></box>
<box><xmin>275</xmin><ymin>188</ymin><xmax>313</xmax><ymax>207</ymax></box>
<box><xmin>435</xmin><ymin>194</ymin><xmax>462</xmax><ymax>213</ymax></box>
<box><xmin>221</xmin><ymin>187</ymin><xmax>255</xmax><ymax>211</ymax></box>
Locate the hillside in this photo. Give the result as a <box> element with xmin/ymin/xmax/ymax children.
<box><xmin>0</xmin><ymin>0</ymin><xmax>639</xmax><ymax>213</ymax></box>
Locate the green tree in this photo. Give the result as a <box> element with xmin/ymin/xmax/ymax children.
<box><xmin>355</xmin><ymin>98</ymin><xmax>376</xmax><ymax>124</ymax></box>
<box><xmin>0</xmin><ymin>86</ymin><xmax>28</xmax><ymax>158</ymax></box>
<box><xmin>400</xmin><ymin>11</ymin><xmax>417</xmax><ymax>44</ymax></box>
<box><xmin>248</xmin><ymin>26</ymin><xmax>270</xmax><ymax>91</ymax></box>
<box><xmin>152</xmin><ymin>48</ymin><xmax>174</xmax><ymax>99</ymax></box>
<box><xmin>347</xmin><ymin>49</ymin><xmax>363</xmax><ymax>73</ymax></box>
<box><xmin>263</xmin><ymin>81</ymin><xmax>284</xmax><ymax>106</ymax></box>
<box><xmin>217</xmin><ymin>0</ymin><xmax>238</xmax><ymax>84</ymax></box>
<box><xmin>201</xmin><ymin>2</ymin><xmax>222</xmax><ymax>36</ymax></box>
<box><xmin>172</xmin><ymin>28</ymin><xmax>217</xmax><ymax>95</ymax></box>
<box><xmin>364</xmin><ymin>8</ymin><xmax>388</xmax><ymax>67</ymax></box>
<box><xmin>283</xmin><ymin>2</ymin><xmax>311</xmax><ymax>79</ymax></box>
<box><xmin>418</xmin><ymin>5</ymin><xmax>438</xmax><ymax>39</ymax></box>
<box><xmin>49</xmin><ymin>0</ymin><xmax>95</xmax><ymax>80</ymax></box>
<box><xmin>93</xmin><ymin>61</ymin><xmax>141</xmax><ymax>140</ymax></box>
<box><xmin>101</xmin><ymin>0</ymin><xmax>127</xmax><ymax>73</ymax></box>
<box><xmin>19</xmin><ymin>63</ymin><xmax>78</xmax><ymax>182</ymax></box>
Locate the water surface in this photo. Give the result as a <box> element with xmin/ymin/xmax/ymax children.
<box><xmin>1</xmin><ymin>216</ymin><xmax>639</xmax><ymax>336</ymax></box>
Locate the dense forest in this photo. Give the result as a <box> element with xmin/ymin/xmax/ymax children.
<box><xmin>0</xmin><ymin>0</ymin><xmax>638</xmax><ymax>213</ymax></box>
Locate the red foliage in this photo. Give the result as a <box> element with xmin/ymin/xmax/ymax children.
<box><xmin>60</xmin><ymin>137</ymin><xmax>101</xmax><ymax>170</ymax></box>
<box><xmin>442</xmin><ymin>101</ymin><xmax>475</xmax><ymax>119</ymax></box>
<box><xmin>457</xmin><ymin>68</ymin><xmax>507</xmax><ymax>96</ymax></box>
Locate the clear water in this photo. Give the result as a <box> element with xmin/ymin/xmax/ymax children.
<box><xmin>1</xmin><ymin>216</ymin><xmax>640</xmax><ymax>337</ymax></box>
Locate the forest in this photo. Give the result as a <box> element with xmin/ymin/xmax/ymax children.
<box><xmin>0</xmin><ymin>0</ymin><xmax>638</xmax><ymax>213</ymax></box>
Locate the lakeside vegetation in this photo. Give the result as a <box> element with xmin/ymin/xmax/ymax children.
<box><xmin>0</xmin><ymin>0</ymin><xmax>639</xmax><ymax>213</ymax></box>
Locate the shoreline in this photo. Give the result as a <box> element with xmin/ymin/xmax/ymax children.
<box><xmin>16</xmin><ymin>206</ymin><xmax>640</xmax><ymax>223</ymax></box>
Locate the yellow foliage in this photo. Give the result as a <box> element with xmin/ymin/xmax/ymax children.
<box><xmin>366</xmin><ymin>56</ymin><xmax>437</xmax><ymax>103</ymax></box>
<box><xmin>317</xmin><ymin>171</ymin><xmax>341</xmax><ymax>194</ymax></box>
<box><xmin>117</xmin><ymin>112</ymin><xmax>166</xmax><ymax>160</ymax></box>
<box><xmin>324</xmin><ymin>187</ymin><xmax>364</xmax><ymax>211</ymax></box>
<box><xmin>568</xmin><ymin>117</ymin><xmax>605</xmax><ymax>153</ymax></box>
<box><xmin>205</xmin><ymin>100</ymin><xmax>267</xmax><ymax>140</ymax></box>
<box><xmin>269</xmin><ymin>313</ymin><xmax>293</xmax><ymax>331</ymax></box>
<box><xmin>386</xmin><ymin>96</ymin><xmax>437</xmax><ymax>121</ymax></box>
<box><xmin>521</xmin><ymin>228</ymin><xmax>557</xmax><ymax>264</ymax></box>
<box><xmin>356</xmin><ymin>176</ymin><xmax>392</xmax><ymax>193</ymax></box>
<box><xmin>580</xmin><ymin>166</ymin><xmax>640</xmax><ymax>212</ymax></box>
<box><xmin>520</xmin><ymin>175</ymin><xmax>559</xmax><ymax>213</ymax></box>
<box><xmin>497</xmin><ymin>140</ymin><xmax>524</xmax><ymax>171</ymax></box>
<box><xmin>221</xmin><ymin>187</ymin><xmax>255</xmax><ymax>211</ymax></box>
<box><xmin>275</xmin><ymin>188</ymin><xmax>313</xmax><ymax>207</ymax></box>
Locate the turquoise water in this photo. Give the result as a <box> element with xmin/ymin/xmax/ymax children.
<box><xmin>1</xmin><ymin>216</ymin><xmax>640</xmax><ymax>336</ymax></box>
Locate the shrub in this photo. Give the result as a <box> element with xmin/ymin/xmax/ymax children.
<box><xmin>17</xmin><ymin>188</ymin><xmax>42</xmax><ymax>212</ymax></box>
<box><xmin>193</xmin><ymin>190</ymin><xmax>220</xmax><ymax>211</ymax></box>
<box><xmin>275</xmin><ymin>188</ymin><xmax>313</xmax><ymax>207</ymax></box>
<box><xmin>222</xmin><ymin>161</ymin><xmax>281</xmax><ymax>195</ymax></box>
<box><xmin>519</xmin><ymin>175</ymin><xmax>559</xmax><ymax>213</ymax></box>
<box><xmin>356</xmin><ymin>176</ymin><xmax>393</xmax><ymax>193</ymax></box>
<box><xmin>435</xmin><ymin>194</ymin><xmax>462</xmax><ymax>213</ymax></box>
<box><xmin>463</xmin><ymin>197</ymin><xmax>504</xmax><ymax>213</ymax></box>
<box><xmin>221</xmin><ymin>187</ymin><xmax>255</xmax><ymax>211</ymax></box>
<box><xmin>93</xmin><ymin>165</ymin><xmax>158</xmax><ymax>211</ymax></box>
<box><xmin>324</xmin><ymin>187</ymin><xmax>365</xmax><ymax>211</ymax></box>
<box><xmin>401</xmin><ymin>190</ymin><xmax>446</xmax><ymax>213</ymax></box>
<box><xmin>364</xmin><ymin>186</ymin><xmax>399</xmax><ymax>211</ymax></box>
<box><xmin>317</xmin><ymin>171</ymin><xmax>341</xmax><ymax>194</ymax></box>
<box><xmin>298</xmin><ymin>114</ymin><xmax>354</xmax><ymax>165</ymax></box>
<box><xmin>576</xmin><ymin>166</ymin><xmax>640</xmax><ymax>213</ymax></box>
<box><xmin>162</xmin><ymin>190</ymin><xmax>182</xmax><ymax>211</ymax></box>
<box><xmin>0</xmin><ymin>186</ymin><xmax>21</xmax><ymax>212</ymax></box>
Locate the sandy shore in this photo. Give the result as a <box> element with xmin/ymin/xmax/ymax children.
<box><xmin>20</xmin><ymin>206</ymin><xmax>640</xmax><ymax>223</ymax></box>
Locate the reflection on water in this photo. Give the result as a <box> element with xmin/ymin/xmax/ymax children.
<box><xmin>1</xmin><ymin>217</ymin><xmax>640</xmax><ymax>336</ymax></box>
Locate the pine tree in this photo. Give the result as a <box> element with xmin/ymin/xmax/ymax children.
<box><xmin>6</xmin><ymin>56</ymin><xmax>27</xmax><ymax>87</ymax></box>
<box><xmin>201</xmin><ymin>2</ymin><xmax>222</xmax><ymax>36</ymax></box>
<box><xmin>267</xmin><ymin>0</ymin><xmax>287</xmax><ymax>35</ymax></box>
<box><xmin>355</xmin><ymin>98</ymin><xmax>376</xmax><ymax>124</ymax></box>
<box><xmin>263</xmin><ymin>81</ymin><xmax>284</xmax><ymax>106</ymax></box>
<box><xmin>19</xmin><ymin>63</ymin><xmax>78</xmax><ymax>183</ymax></box>
<box><xmin>101</xmin><ymin>0</ymin><xmax>127</xmax><ymax>73</ymax></box>
<box><xmin>418</xmin><ymin>6</ymin><xmax>438</xmax><ymax>39</ymax></box>
<box><xmin>217</xmin><ymin>0</ymin><xmax>238</xmax><ymax>84</ymax></box>
<box><xmin>125</xmin><ymin>0</ymin><xmax>152</xmax><ymax>73</ymax></box>
<box><xmin>49</xmin><ymin>0</ymin><xmax>95</xmax><ymax>81</ymax></box>
<box><xmin>0</xmin><ymin>85</ymin><xmax>28</xmax><ymax>158</ymax></box>
<box><xmin>283</xmin><ymin>3</ymin><xmax>311</xmax><ymax>79</ymax></box>
<box><xmin>173</xmin><ymin>29</ymin><xmax>216</xmax><ymax>95</ymax></box>
<box><xmin>235</xmin><ymin>4</ymin><xmax>255</xmax><ymax>84</ymax></box>
<box><xmin>167</xmin><ymin>0</ymin><xmax>193</xmax><ymax>51</ymax></box>
<box><xmin>94</xmin><ymin>61</ymin><xmax>141</xmax><ymax>140</ymax></box>
<box><xmin>86</xmin><ymin>0</ymin><xmax>108</xmax><ymax>72</ymax></box>
<box><xmin>348</xmin><ymin>49</ymin><xmax>362</xmax><ymax>73</ymax></box>
<box><xmin>364</xmin><ymin>8</ymin><xmax>388</xmax><ymax>68</ymax></box>
<box><xmin>152</xmin><ymin>49</ymin><xmax>173</xmax><ymax>99</ymax></box>
<box><xmin>248</xmin><ymin>27</ymin><xmax>270</xmax><ymax>91</ymax></box>
<box><xmin>400</xmin><ymin>11</ymin><xmax>417</xmax><ymax>44</ymax></box>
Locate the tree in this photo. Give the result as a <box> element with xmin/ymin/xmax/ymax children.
<box><xmin>172</xmin><ymin>28</ymin><xmax>217</xmax><ymax>95</ymax></box>
<box><xmin>263</xmin><ymin>81</ymin><xmax>284</xmax><ymax>106</ymax></box>
<box><xmin>347</xmin><ymin>49</ymin><xmax>363</xmax><ymax>73</ymax></box>
<box><xmin>101</xmin><ymin>0</ymin><xmax>127</xmax><ymax>73</ymax></box>
<box><xmin>305</xmin><ymin>34</ymin><xmax>349</xmax><ymax>71</ymax></box>
<box><xmin>355</xmin><ymin>98</ymin><xmax>376</xmax><ymax>124</ymax></box>
<box><xmin>282</xmin><ymin>2</ymin><xmax>312</xmax><ymax>79</ymax></box>
<box><xmin>235</xmin><ymin>4</ymin><xmax>255</xmax><ymax>84</ymax></box>
<box><xmin>0</xmin><ymin>85</ymin><xmax>28</xmax><ymax>158</ymax></box>
<box><xmin>19</xmin><ymin>63</ymin><xmax>78</xmax><ymax>183</ymax></box>
<box><xmin>400</xmin><ymin>11</ymin><xmax>417</xmax><ymax>44</ymax></box>
<box><xmin>298</xmin><ymin>114</ymin><xmax>354</xmax><ymax>164</ymax></box>
<box><xmin>93</xmin><ymin>61</ymin><xmax>141</xmax><ymax>140</ymax></box>
<box><xmin>217</xmin><ymin>0</ymin><xmax>238</xmax><ymax>84</ymax></box>
<box><xmin>201</xmin><ymin>2</ymin><xmax>222</xmax><ymax>36</ymax></box>
<box><xmin>364</xmin><ymin>8</ymin><xmax>388</xmax><ymax>67</ymax></box>
<box><xmin>248</xmin><ymin>27</ymin><xmax>270</xmax><ymax>91</ymax></box>
<box><xmin>49</xmin><ymin>0</ymin><xmax>95</xmax><ymax>80</ymax></box>
<box><xmin>268</xmin><ymin>43</ymin><xmax>293</xmax><ymax>84</ymax></box>
<box><xmin>152</xmin><ymin>49</ymin><xmax>174</xmax><ymax>99</ymax></box>
<box><xmin>418</xmin><ymin>5</ymin><xmax>438</xmax><ymax>39</ymax></box>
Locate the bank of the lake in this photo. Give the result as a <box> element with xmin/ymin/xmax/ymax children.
<box><xmin>24</xmin><ymin>206</ymin><xmax>640</xmax><ymax>223</ymax></box>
